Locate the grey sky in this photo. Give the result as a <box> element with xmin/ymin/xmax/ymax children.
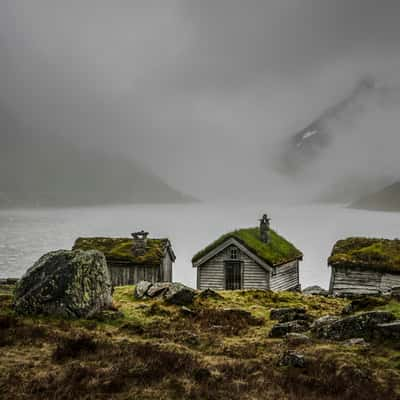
<box><xmin>1</xmin><ymin>1</ymin><xmax>400</xmax><ymax>200</ymax></box>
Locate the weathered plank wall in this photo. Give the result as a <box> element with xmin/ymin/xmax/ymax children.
<box><xmin>197</xmin><ymin>245</ymin><xmax>270</xmax><ymax>290</ymax></box>
<box><xmin>197</xmin><ymin>251</ymin><xmax>226</xmax><ymax>290</ymax></box>
<box><xmin>109</xmin><ymin>264</ymin><xmax>161</xmax><ymax>287</ymax></box>
<box><xmin>330</xmin><ymin>266</ymin><xmax>400</xmax><ymax>295</ymax></box>
<box><xmin>162</xmin><ymin>252</ymin><xmax>173</xmax><ymax>282</ymax></box>
<box><xmin>242</xmin><ymin>252</ymin><xmax>269</xmax><ymax>290</ymax></box>
<box><xmin>269</xmin><ymin>260</ymin><xmax>299</xmax><ymax>291</ymax></box>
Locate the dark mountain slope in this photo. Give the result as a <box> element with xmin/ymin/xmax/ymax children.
<box><xmin>350</xmin><ymin>182</ymin><xmax>400</xmax><ymax>212</ymax></box>
<box><xmin>0</xmin><ymin>106</ymin><xmax>194</xmax><ymax>207</ymax></box>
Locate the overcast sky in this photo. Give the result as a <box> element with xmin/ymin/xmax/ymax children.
<box><xmin>1</xmin><ymin>1</ymin><xmax>400</xmax><ymax>200</ymax></box>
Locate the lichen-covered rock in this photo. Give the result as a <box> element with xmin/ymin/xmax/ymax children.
<box><xmin>313</xmin><ymin>311</ymin><xmax>395</xmax><ymax>340</ymax></box>
<box><xmin>147</xmin><ymin>282</ymin><xmax>172</xmax><ymax>298</ymax></box>
<box><xmin>13</xmin><ymin>250</ymin><xmax>112</xmax><ymax>318</ymax></box>
<box><xmin>302</xmin><ymin>285</ymin><xmax>328</xmax><ymax>296</ymax></box>
<box><xmin>164</xmin><ymin>283</ymin><xmax>195</xmax><ymax>305</ymax></box>
<box><xmin>311</xmin><ymin>315</ymin><xmax>341</xmax><ymax>337</ymax></box>
<box><xmin>269</xmin><ymin>320</ymin><xmax>310</xmax><ymax>338</ymax></box>
<box><xmin>270</xmin><ymin>307</ymin><xmax>308</xmax><ymax>323</ymax></box>
<box><xmin>134</xmin><ymin>281</ymin><xmax>152</xmax><ymax>299</ymax></box>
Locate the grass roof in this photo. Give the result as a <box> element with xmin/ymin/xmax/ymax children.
<box><xmin>328</xmin><ymin>237</ymin><xmax>400</xmax><ymax>274</ymax></box>
<box><xmin>192</xmin><ymin>227</ymin><xmax>302</xmax><ymax>267</ymax></box>
<box><xmin>73</xmin><ymin>237</ymin><xmax>169</xmax><ymax>265</ymax></box>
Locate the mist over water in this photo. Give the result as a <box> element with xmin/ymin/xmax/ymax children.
<box><xmin>2</xmin><ymin>2</ymin><xmax>400</xmax><ymax>284</ymax></box>
<box><xmin>2</xmin><ymin>203</ymin><xmax>400</xmax><ymax>289</ymax></box>
<box><xmin>2</xmin><ymin>1</ymin><xmax>400</xmax><ymax>204</ymax></box>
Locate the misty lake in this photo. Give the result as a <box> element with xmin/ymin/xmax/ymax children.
<box><xmin>1</xmin><ymin>202</ymin><xmax>400</xmax><ymax>289</ymax></box>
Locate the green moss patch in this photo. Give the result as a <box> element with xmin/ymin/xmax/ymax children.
<box><xmin>328</xmin><ymin>237</ymin><xmax>400</xmax><ymax>274</ymax></box>
<box><xmin>192</xmin><ymin>227</ymin><xmax>302</xmax><ymax>266</ymax></box>
<box><xmin>73</xmin><ymin>237</ymin><xmax>168</xmax><ymax>265</ymax></box>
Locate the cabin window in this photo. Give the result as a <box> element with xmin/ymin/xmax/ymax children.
<box><xmin>230</xmin><ymin>247</ymin><xmax>238</xmax><ymax>260</ymax></box>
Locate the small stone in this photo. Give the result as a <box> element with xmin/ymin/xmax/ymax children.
<box><xmin>198</xmin><ymin>288</ymin><xmax>223</xmax><ymax>300</ymax></box>
<box><xmin>269</xmin><ymin>320</ymin><xmax>310</xmax><ymax>338</ymax></box>
<box><xmin>302</xmin><ymin>285</ymin><xmax>328</xmax><ymax>296</ymax></box>
<box><xmin>134</xmin><ymin>281</ymin><xmax>152</xmax><ymax>299</ymax></box>
<box><xmin>181</xmin><ymin>306</ymin><xmax>196</xmax><ymax>316</ymax></box>
<box><xmin>345</xmin><ymin>338</ymin><xmax>368</xmax><ymax>346</ymax></box>
<box><xmin>278</xmin><ymin>351</ymin><xmax>305</xmax><ymax>368</ymax></box>
<box><xmin>285</xmin><ymin>332</ymin><xmax>311</xmax><ymax>345</ymax></box>
<box><xmin>270</xmin><ymin>307</ymin><xmax>308</xmax><ymax>323</ymax></box>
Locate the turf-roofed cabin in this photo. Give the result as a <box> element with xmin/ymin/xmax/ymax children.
<box><xmin>73</xmin><ymin>231</ymin><xmax>175</xmax><ymax>287</ymax></box>
<box><xmin>192</xmin><ymin>215</ymin><xmax>303</xmax><ymax>291</ymax></box>
<box><xmin>328</xmin><ymin>237</ymin><xmax>400</xmax><ymax>296</ymax></box>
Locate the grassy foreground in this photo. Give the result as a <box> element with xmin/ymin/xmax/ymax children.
<box><xmin>1</xmin><ymin>284</ymin><xmax>400</xmax><ymax>400</ymax></box>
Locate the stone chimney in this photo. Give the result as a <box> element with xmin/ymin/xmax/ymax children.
<box><xmin>259</xmin><ymin>214</ymin><xmax>270</xmax><ymax>244</ymax></box>
<box><xmin>131</xmin><ymin>230</ymin><xmax>149</xmax><ymax>256</ymax></box>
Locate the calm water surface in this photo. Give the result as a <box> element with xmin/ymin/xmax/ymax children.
<box><xmin>1</xmin><ymin>202</ymin><xmax>399</xmax><ymax>289</ymax></box>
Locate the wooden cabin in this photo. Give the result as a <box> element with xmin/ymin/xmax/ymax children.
<box><xmin>328</xmin><ymin>237</ymin><xmax>400</xmax><ymax>296</ymax></box>
<box><xmin>73</xmin><ymin>231</ymin><xmax>175</xmax><ymax>287</ymax></box>
<box><xmin>192</xmin><ymin>215</ymin><xmax>303</xmax><ymax>291</ymax></box>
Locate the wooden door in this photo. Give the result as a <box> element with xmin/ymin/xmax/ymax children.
<box><xmin>225</xmin><ymin>261</ymin><xmax>242</xmax><ymax>290</ymax></box>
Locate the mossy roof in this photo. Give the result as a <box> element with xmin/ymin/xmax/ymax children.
<box><xmin>328</xmin><ymin>237</ymin><xmax>400</xmax><ymax>274</ymax></box>
<box><xmin>192</xmin><ymin>227</ymin><xmax>302</xmax><ymax>267</ymax></box>
<box><xmin>73</xmin><ymin>237</ymin><xmax>171</xmax><ymax>266</ymax></box>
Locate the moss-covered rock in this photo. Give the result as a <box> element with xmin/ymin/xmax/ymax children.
<box><xmin>13</xmin><ymin>250</ymin><xmax>112</xmax><ymax>318</ymax></box>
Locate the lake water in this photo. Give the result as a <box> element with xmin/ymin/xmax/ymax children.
<box><xmin>1</xmin><ymin>202</ymin><xmax>399</xmax><ymax>289</ymax></box>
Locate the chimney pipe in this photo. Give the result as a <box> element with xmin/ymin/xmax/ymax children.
<box><xmin>259</xmin><ymin>214</ymin><xmax>270</xmax><ymax>244</ymax></box>
<box><xmin>131</xmin><ymin>230</ymin><xmax>149</xmax><ymax>256</ymax></box>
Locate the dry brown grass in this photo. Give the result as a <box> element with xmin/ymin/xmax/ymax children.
<box><xmin>0</xmin><ymin>285</ymin><xmax>400</xmax><ymax>399</ymax></box>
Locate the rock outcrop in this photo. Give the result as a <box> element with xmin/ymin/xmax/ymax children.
<box><xmin>270</xmin><ymin>307</ymin><xmax>308</xmax><ymax>323</ymax></box>
<box><xmin>134</xmin><ymin>281</ymin><xmax>196</xmax><ymax>306</ymax></box>
<box><xmin>134</xmin><ymin>281</ymin><xmax>153</xmax><ymax>299</ymax></box>
<box><xmin>312</xmin><ymin>311</ymin><xmax>395</xmax><ymax>340</ymax></box>
<box><xmin>13</xmin><ymin>250</ymin><xmax>112</xmax><ymax>318</ymax></box>
<box><xmin>375</xmin><ymin>321</ymin><xmax>400</xmax><ymax>340</ymax></box>
<box><xmin>270</xmin><ymin>320</ymin><xmax>310</xmax><ymax>338</ymax></box>
<box><xmin>278</xmin><ymin>351</ymin><xmax>305</xmax><ymax>368</ymax></box>
<box><xmin>164</xmin><ymin>283</ymin><xmax>196</xmax><ymax>306</ymax></box>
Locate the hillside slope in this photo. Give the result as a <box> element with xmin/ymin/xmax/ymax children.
<box><xmin>350</xmin><ymin>182</ymin><xmax>400</xmax><ymax>212</ymax></box>
<box><xmin>0</xmin><ymin>106</ymin><xmax>194</xmax><ymax>207</ymax></box>
<box><xmin>1</xmin><ymin>284</ymin><xmax>400</xmax><ymax>400</ymax></box>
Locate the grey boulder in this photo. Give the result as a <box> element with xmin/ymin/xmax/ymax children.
<box><xmin>134</xmin><ymin>281</ymin><xmax>153</xmax><ymax>299</ymax></box>
<box><xmin>147</xmin><ymin>282</ymin><xmax>172</xmax><ymax>298</ymax></box>
<box><xmin>164</xmin><ymin>283</ymin><xmax>196</xmax><ymax>306</ymax></box>
<box><xmin>13</xmin><ymin>249</ymin><xmax>112</xmax><ymax>318</ymax></box>
<box><xmin>138</xmin><ymin>281</ymin><xmax>196</xmax><ymax>306</ymax></box>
